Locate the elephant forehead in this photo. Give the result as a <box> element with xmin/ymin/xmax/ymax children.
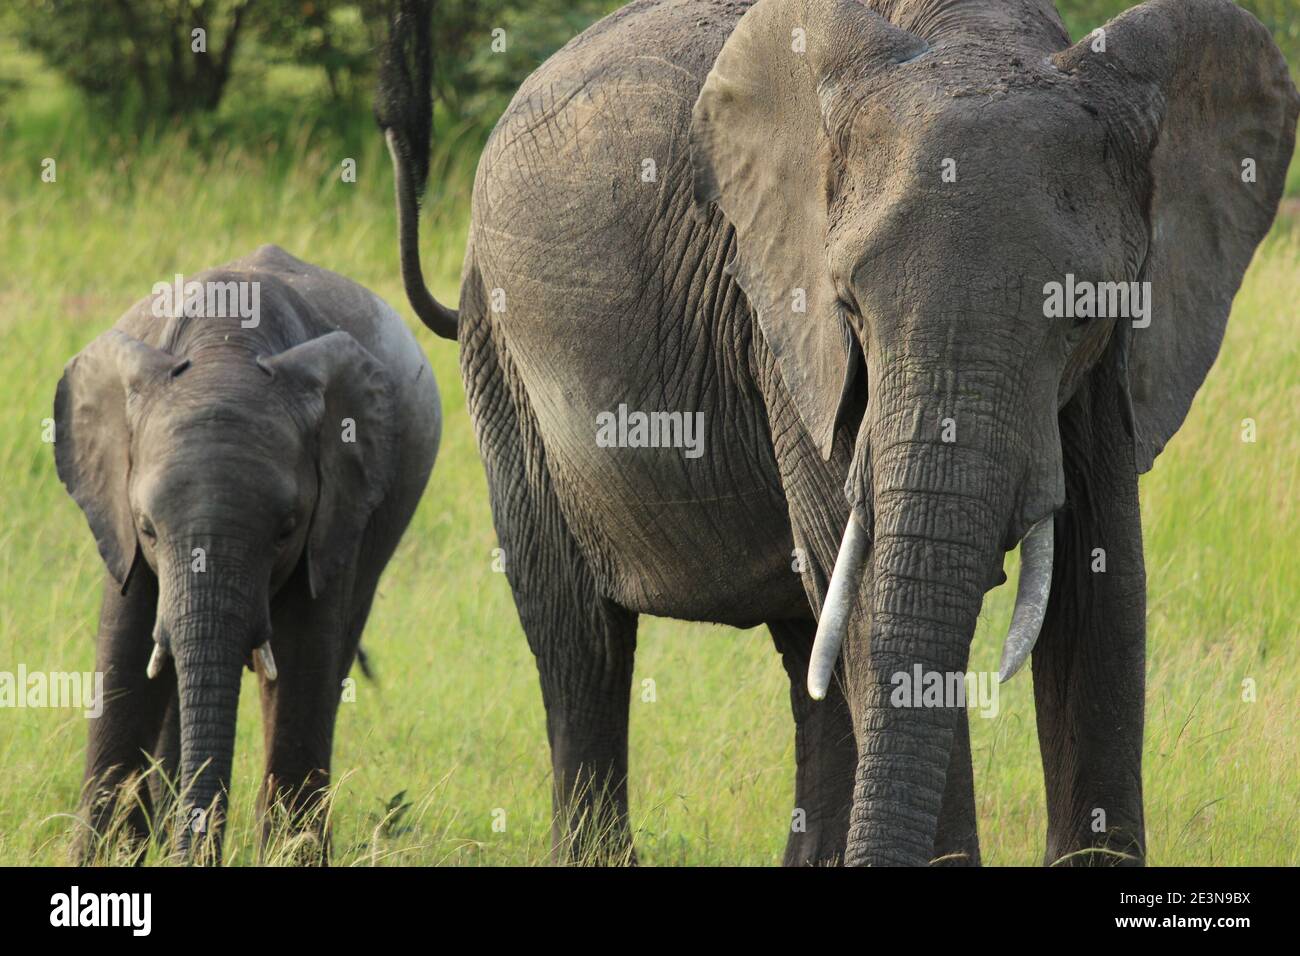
<box><xmin>133</xmin><ymin>379</ymin><xmax>307</xmax><ymax>458</ymax></box>
<box><xmin>130</xmin><ymin>438</ymin><xmax>301</xmax><ymax>520</ymax></box>
<box><xmin>827</xmin><ymin>193</ymin><xmax>1109</xmax><ymax>310</ymax></box>
<box><xmin>841</xmin><ymin>80</ymin><xmax>1110</xmax><ymax>190</ymax></box>
<box><xmin>826</xmin><ymin>94</ymin><xmax>1140</xmax><ymax>296</ymax></box>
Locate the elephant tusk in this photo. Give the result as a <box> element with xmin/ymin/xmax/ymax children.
<box><xmin>998</xmin><ymin>516</ymin><xmax>1055</xmax><ymax>682</ymax></box>
<box><xmin>146</xmin><ymin>642</ymin><xmax>169</xmax><ymax>680</ymax></box>
<box><xmin>256</xmin><ymin>643</ymin><xmax>278</xmax><ymax>682</ymax></box>
<box><xmin>807</xmin><ymin>510</ymin><xmax>870</xmax><ymax>701</ymax></box>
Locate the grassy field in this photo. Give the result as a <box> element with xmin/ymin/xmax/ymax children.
<box><xmin>0</xmin><ymin>35</ymin><xmax>1296</xmax><ymax>866</ymax></box>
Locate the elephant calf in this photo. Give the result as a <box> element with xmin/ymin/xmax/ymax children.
<box><xmin>54</xmin><ymin>245</ymin><xmax>439</xmax><ymax>863</ymax></box>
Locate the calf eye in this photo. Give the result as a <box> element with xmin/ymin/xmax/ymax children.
<box><xmin>138</xmin><ymin>518</ymin><xmax>156</xmax><ymax>541</ymax></box>
<box><xmin>276</xmin><ymin>520</ymin><xmax>297</xmax><ymax>544</ymax></box>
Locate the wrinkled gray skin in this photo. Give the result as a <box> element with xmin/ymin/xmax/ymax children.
<box><xmin>393</xmin><ymin>0</ymin><xmax>1296</xmax><ymax>865</ymax></box>
<box><xmin>55</xmin><ymin>246</ymin><xmax>439</xmax><ymax>863</ymax></box>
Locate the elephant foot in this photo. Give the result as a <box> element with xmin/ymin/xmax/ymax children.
<box><xmin>783</xmin><ymin>826</ymin><xmax>846</xmax><ymax>867</ymax></box>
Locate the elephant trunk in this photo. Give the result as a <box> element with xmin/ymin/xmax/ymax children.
<box><xmin>173</xmin><ymin>625</ymin><xmax>244</xmax><ymax>862</ymax></box>
<box><xmin>843</xmin><ymin>420</ymin><xmax>1016</xmax><ymax>865</ymax></box>
<box><xmin>156</xmin><ymin>544</ymin><xmax>264</xmax><ymax>863</ymax></box>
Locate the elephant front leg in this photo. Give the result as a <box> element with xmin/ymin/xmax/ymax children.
<box><xmin>1032</xmin><ymin>389</ymin><xmax>1147</xmax><ymax>866</ymax></box>
<box><xmin>770</xmin><ymin>620</ymin><xmax>856</xmax><ymax>866</ymax></box>
<box><xmin>932</xmin><ymin>707</ymin><xmax>980</xmax><ymax>865</ymax></box>
<box><xmin>78</xmin><ymin>570</ymin><xmax>172</xmax><ymax>864</ymax></box>
<box><xmin>147</xmin><ymin>688</ymin><xmax>181</xmax><ymax>848</ymax></box>
<box><xmin>1032</xmin><ymin>548</ymin><xmax>1146</xmax><ymax>865</ymax></box>
<box><xmin>256</xmin><ymin>582</ymin><xmax>351</xmax><ymax>865</ymax></box>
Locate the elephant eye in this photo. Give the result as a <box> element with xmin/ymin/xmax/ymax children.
<box><xmin>276</xmin><ymin>519</ymin><xmax>297</xmax><ymax>544</ymax></box>
<box><xmin>138</xmin><ymin>517</ymin><xmax>156</xmax><ymax>541</ymax></box>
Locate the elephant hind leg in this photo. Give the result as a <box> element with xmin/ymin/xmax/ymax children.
<box><xmin>498</xmin><ymin>473</ymin><xmax>638</xmax><ymax>867</ymax></box>
<box><xmin>770</xmin><ymin>619</ymin><xmax>856</xmax><ymax>866</ymax></box>
<box><xmin>462</xmin><ymin>306</ymin><xmax>638</xmax><ymax>865</ymax></box>
<box><xmin>538</xmin><ymin>599</ymin><xmax>638</xmax><ymax>866</ymax></box>
<box><xmin>497</xmin><ymin>482</ymin><xmax>639</xmax><ymax>863</ymax></box>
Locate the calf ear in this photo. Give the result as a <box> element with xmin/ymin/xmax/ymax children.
<box><xmin>690</xmin><ymin>0</ymin><xmax>925</xmax><ymax>459</ymax></box>
<box><xmin>54</xmin><ymin>331</ymin><xmax>177</xmax><ymax>588</ymax></box>
<box><xmin>259</xmin><ymin>332</ymin><xmax>396</xmax><ymax>599</ymax></box>
<box><xmin>1055</xmin><ymin>0</ymin><xmax>1299</xmax><ymax>472</ymax></box>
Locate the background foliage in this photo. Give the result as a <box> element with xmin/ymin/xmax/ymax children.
<box><xmin>3</xmin><ymin>0</ymin><xmax>618</xmax><ymax>126</ymax></box>
<box><xmin>5</xmin><ymin>1</ymin><xmax>1297</xmax><ymax>137</ymax></box>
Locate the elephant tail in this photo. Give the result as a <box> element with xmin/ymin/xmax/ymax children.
<box><xmin>374</xmin><ymin>0</ymin><xmax>459</xmax><ymax>341</ymax></box>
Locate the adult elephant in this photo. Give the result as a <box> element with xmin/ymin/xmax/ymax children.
<box><xmin>379</xmin><ymin>0</ymin><xmax>1296</xmax><ymax>865</ymax></box>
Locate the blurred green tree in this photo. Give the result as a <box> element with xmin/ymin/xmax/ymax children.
<box><xmin>423</xmin><ymin>0</ymin><xmax>617</xmax><ymax>119</ymax></box>
<box><xmin>3</xmin><ymin>0</ymin><xmax>621</xmax><ymax>127</ymax></box>
<box><xmin>4</xmin><ymin>1</ymin><xmax>1293</xmax><ymax>129</ymax></box>
<box><xmin>10</xmin><ymin>0</ymin><xmax>254</xmax><ymax>119</ymax></box>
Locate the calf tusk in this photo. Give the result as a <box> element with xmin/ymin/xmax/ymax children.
<box><xmin>807</xmin><ymin>510</ymin><xmax>870</xmax><ymax>701</ymax></box>
<box><xmin>998</xmin><ymin>516</ymin><xmax>1055</xmax><ymax>682</ymax></box>
<box><xmin>256</xmin><ymin>643</ymin><xmax>278</xmax><ymax>682</ymax></box>
<box><xmin>146</xmin><ymin>642</ymin><xmax>169</xmax><ymax>680</ymax></box>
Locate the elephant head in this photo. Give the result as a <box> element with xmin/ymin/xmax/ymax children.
<box><xmin>691</xmin><ymin>0</ymin><xmax>1297</xmax><ymax>864</ymax></box>
<box><xmin>54</xmin><ymin>323</ymin><xmax>394</xmax><ymax>859</ymax></box>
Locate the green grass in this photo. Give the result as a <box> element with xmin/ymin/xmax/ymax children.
<box><xmin>0</xmin><ymin>33</ymin><xmax>1296</xmax><ymax>867</ymax></box>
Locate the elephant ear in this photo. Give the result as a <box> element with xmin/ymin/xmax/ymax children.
<box><xmin>1055</xmin><ymin>0</ymin><xmax>1299</xmax><ymax>472</ymax></box>
<box><xmin>690</xmin><ymin>0</ymin><xmax>926</xmax><ymax>459</ymax></box>
<box><xmin>259</xmin><ymin>331</ymin><xmax>396</xmax><ymax>599</ymax></box>
<box><xmin>54</xmin><ymin>330</ymin><xmax>179</xmax><ymax>589</ymax></box>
